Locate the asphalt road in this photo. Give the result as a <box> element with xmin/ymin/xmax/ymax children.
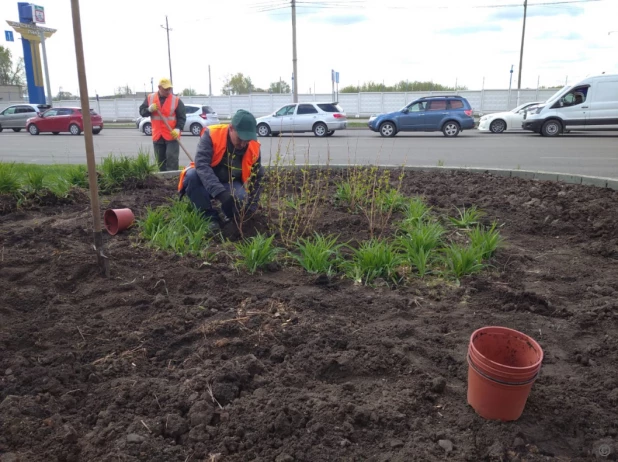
<box><xmin>1</xmin><ymin>128</ymin><xmax>617</xmax><ymax>178</ymax></box>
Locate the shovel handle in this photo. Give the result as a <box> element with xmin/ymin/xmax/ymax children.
<box><xmin>156</xmin><ymin>109</ymin><xmax>194</xmax><ymax>163</ymax></box>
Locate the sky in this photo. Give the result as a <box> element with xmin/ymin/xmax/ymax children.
<box><xmin>1</xmin><ymin>0</ymin><xmax>617</xmax><ymax>97</ymax></box>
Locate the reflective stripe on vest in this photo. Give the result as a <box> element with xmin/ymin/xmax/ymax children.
<box><xmin>147</xmin><ymin>92</ymin><xmax>178</xmax><ymax>141</ymax></box>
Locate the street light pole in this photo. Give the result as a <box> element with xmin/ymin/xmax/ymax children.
<box><xmin>161</xmin><ymin>16</ymin><xmax>173</xmax><ymax>84</ymax></box>
<box><xmin>291</xmin><ymin>0</ymin><xmax>298</xmax><ymax>103</ymax></box>
<box><xmin>517</xmin><ymin>0</ymin><xmax>528</xmax><ymax>89</ymax></box>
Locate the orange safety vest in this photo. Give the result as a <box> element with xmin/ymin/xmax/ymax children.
<box><xmin>177</xmin><ymin>124</ymin><xmax>260</xmax><ymax>191</ymax></box>
<box><xmin>147</xmin><ymin>92</ymin><xmax>179</xmax><ymax>141</ymax></box>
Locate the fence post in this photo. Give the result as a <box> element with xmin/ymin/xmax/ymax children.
<box><xmin>357</xmin><ymin>92</ymin><xmax>361</xmax><ymax>118</ymax></box>
<box><xmin>114</xmin><ymin>98</ymin><xmax>119</xmax><ymax>121</ymax></box>
<box><xmin>229</xmin><ymin>95</ymin><xmax>233</xmax><ymax>118</ymax></box>
<box><xmin>480</xmin><ymin>78</ymin><xmax>485</xmax><ymax>114</ymax></box>
<box><xmin>381</xmin><ymin>92</ymin><xmax>384</xmax><ymax>113</ymax></box>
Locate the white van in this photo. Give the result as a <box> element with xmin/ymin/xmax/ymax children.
<box><xmin>522</xmin><ymin>74</ymin><xmax>618</xmax><ymax>136</ymax></box>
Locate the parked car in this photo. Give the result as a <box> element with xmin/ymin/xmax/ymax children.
<box><xmin>478</xmin><ymin>101</ymin><xmax>542</xmax><ymax>133</ymax></box>
<box><xmin>368</xmin><ymin>96</ymin><xmax>475</xmax><ymax>137</ymax></box>
<box><xmin>523</xmin><ymin>74</ymin><xmax>618</xmax><ymax>136</ymax></box>
<box><xmin>0</xmin><ymin>103</ymin><xmax>52</xmax><ymax>132</ymax></box>
<box><xmin>138</xmin><ymin>104</ymin><xmax>219</xmax><ymax>136</ymax></box>
<box><xmin>256</xmin><ymin>102</ymin><xmax>347</xmax><ymax>137</ymax></box>
<box><xmin>26</xmin><ymin>107</ymin><xmax>104</xmax><ymax>135</ymax></box>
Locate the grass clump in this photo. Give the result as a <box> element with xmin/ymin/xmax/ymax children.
<box><xmin>25</xmin><ymin>171</ymin><xmax>46</xmax><ymax>193</ymax></box>
<box><xmin>293</xmin><ymin>233</ymin><xmax>343</xmax><ymax>275</ymax></box>
<box><xmin>0</xmin><ymin>163</ymin><xmax>21</xmax><ymax>195</ymax></box>
<box><xmin>234</xmin><ymin>233</ymin><xmax>281</xmax><ymax>273</ymax></box>
<box><xmin>469</xmin><ymin>222</ymin><xmax>503</xmax><ymax>258</ymax></box>
<box><xmin>441</xmin><ymin>243</ymin><xmax>485</xmax><ymax>279</ymax></box>
<box><xmin>396</xmin><ymin>222</ymin><xmax>445</xmax><ymax>277</ymax></box>
<box><xmin>138</xmin><ymin>199</ymin><xmax>213</xmax><ymax>258</ymax></box>
<box><xmin>65</xmin><ymin>165</ymin><xmax>88</xmax><ymax>189</ymax></box>
<box><xmin>345</xmin><ymin>239</ymin><xmax>402</xmax><ymax>285</ymax></box>
<box><xmin>448</xmin><ymin>205</ymin><xmax>485</xmax><ymax>228</ymax></box>
<box><xmin>100</xmin><ymin>151</ymin><xmax>157</xmax><ymax>192</ymax></box>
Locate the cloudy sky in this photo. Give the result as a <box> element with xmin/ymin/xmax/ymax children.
<box><xmin>2</xmin><ymin>0</ymin><xmax>617</xmax><ymax>97</ymax></box>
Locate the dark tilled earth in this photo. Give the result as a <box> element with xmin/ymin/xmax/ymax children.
<box><xmin>1</xmin><ymin>170</ymin><xmax>618</xmax><ymax>462</ymax></box>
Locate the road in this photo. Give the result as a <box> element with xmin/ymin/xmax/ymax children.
<box><xmin>1</xmin><ymin>129</ymin><xmax>617</xmax><ymax>178</ymax></box>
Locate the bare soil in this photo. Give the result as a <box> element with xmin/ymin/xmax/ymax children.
<box><xmin>1</xmin><ymin>170</ymin><xmax>618</xmax><ymax>462</ymax></box>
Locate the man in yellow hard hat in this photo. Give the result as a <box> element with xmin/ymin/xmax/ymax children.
<box><xmin>139</xmin><ymin>78</ymin><xmax>186</xmax><ymax>171</ymax></box>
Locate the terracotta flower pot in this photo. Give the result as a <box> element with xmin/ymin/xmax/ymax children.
<box><xmin>104</xmin><ymin>208</ymin><xmax>135</xmax><ymax>235</ymax></box>
<box><xmin>467</xmin><ymin>326</ymin><xmax>543</xmax><ymax>421</ymax></box>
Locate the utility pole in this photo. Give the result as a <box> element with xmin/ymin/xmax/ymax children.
<box><xmin>161</xmin><ymin>16</ymin><xmax>173</xmax><ymax>84</ymax></box>
<box><xmin>291</xmin><ymin>0</ymin><xmax>298</xmax><ymax>103</ymax></box>
<box><xmin>208</xmin><ymin>65</ymin><xmax>212</xmax><ymax>96</ymax></box>
<box><xmin>39</xmin><ymin>30</ymin><xmax>53</xmax><ymax>106</ymax></box>
<box><xmin>517</xmin><ymin>0</ymin><xmax>527</xmax><ymax>89</ymax></box>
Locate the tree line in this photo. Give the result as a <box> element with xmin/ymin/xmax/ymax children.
<box><xmin>341</xmin><ymin>80</ymin><xmax>467</xmax><ymax>93</ymax></box>
<box><xmin>0</xmin><ymin>46</ymin><xmax>24</xmax><ymax>87</ymax></box>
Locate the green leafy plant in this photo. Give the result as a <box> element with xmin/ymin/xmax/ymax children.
<box><xmin>448</xmin><ymin>205</ymin><xmax>485</xmax><ymax>228</ymax></box>
<box><xmin>469</xmin><ymin>222</ymin><xmax>503</xmax><ymax>258</ymax></box>
<box><xmin>400</xmin><ymin>197</ymin><xmax>433</xmax><ymax>230</ymax></box>
<box><xmin>99</xmin><ymin>151</ymin><xmax>157</xmax><ymax>192</ymax></box>
<box><xmin>334</xmin><ymin>180</ymin><xmax>369</xmax><ymax>209</ymax></box>
<box><xmin>263</xmin><ymin>149</ymin><xmax>330</xmax><ymax>245</ymax></box>
<box><xmin>138</xmin><ymin>200</ymin><xmax>213</xmax><ymax>257</ymax></box>
<box><xmin>64</xmin><ymin>165</ymin><xmax>88</xmax><ymax>188</ymax></box>
<box><xmin>344</xmin><ymin>239</ymin><xmax>402</xmax><ymax>285</ymax></box>
<box><xmin>25</xmin><ymin>171</ymin><xmax>46</xmax><ymax>193</ymax></box>
<box><xmin>442</xmin><ymin>243</ymin><xmax>485</xmax><ymax>279</ymax></box>
<box><xmin>293</xmin><ymin>233</ymin><xmax>343</xmax><ymax>275</ymax></box>
<box><xmin>377</xmin><ymin>188</ymin><xmax>407</xmax><ymax>213</ymax></box>
<box><xmin>0</xmin><ymin>163</ymin><xmax>21</xmax><ymax>195</ymax></box>
<box><xmin>234</xmin><ymin>233</ymin><xmax>281</xmax><ymax>273</ymax></box>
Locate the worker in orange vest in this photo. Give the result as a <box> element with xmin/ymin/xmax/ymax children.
<box><xmin>178</xmin><ymin>109</ymin><xmax>263</xmax><ymax>230</ymax></box>
<box><xmin>139</xmin><ymin>78</ymin><xmax>186</xmax><ymax>171</ymax></box>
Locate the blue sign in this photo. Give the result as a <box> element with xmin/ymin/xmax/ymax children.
<box><xmin>5</xmin><ymin>30</ymin><xmax>14</xmax><ymax>42</ymax></box>
<box><xmin>335</xmin><ymin>72</ymin><xmax>339</xmax><ymax>84</ymax></box>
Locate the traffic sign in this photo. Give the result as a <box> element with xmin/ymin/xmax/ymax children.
<box><xmin>5</xmin><ymin>31</ymin><xmax>14</xmax><ymax>42</ymax></box>
<box><xmin>335</xmin><ymin>72</ymin><xmax>339</xmax><ymax>84</ymax></box>
<box><xmin>33</xmin><ymin>5</ymin><xmax>46</xmax><ymax>24</ymax></box>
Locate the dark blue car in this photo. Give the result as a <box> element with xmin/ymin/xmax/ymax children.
<box><xmin>368</xmin><ymin>96</ymin><xmax>475</xmax><ymax>137</ymax></box>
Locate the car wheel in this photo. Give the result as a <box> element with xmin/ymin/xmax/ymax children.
<box><xmin>325</xmin><ymin>130</ymin><xmax>335</xmax><ymax>137</ymax></box>
<box><xmin>143</xmin><ymin>123</ymin><xmax>152</xmax><ymax>136</ymax></box>
<box><xmin>442</xmin><ymin>121</ymin><xmax>460</xmax><ymax>137</ymax></box>
<box><xmin>190</xmin><ymin>123</ymin><xmax>202</xmax><ymax>136</ymax></box>
<box><xmin>0</xmin><ymin>126</ymin><xmax>3</xmax><ymax>133</ymax></box>
<box><xmin>69</xmin><ymin>124</ymin><xmax>81</xmax><ymax>135</ymax></box>
<box><xmin>28</xmin><ymin>124</ymin><xmax>39</xmax><ymax>135</ymax></box>
<box><xmin>313</xmin><ymin>122</ymin><xmax>328</xmax><ymax>137</ymax></box>
<box><xmin>12</xmin><ymin>128</ymin><xmax>22</xmax><ymax>133</ymax></box>
<box><xmin>489</xmin><ymin>119</ymin><xmax>506</xmax><ymax>134</ymax></box>
<box><xmin>379</xmin><ymin>122</ymin><xmax>396</xmax><ymax>137</ymax></box>
<box><xmin>541</xmin><ymin>120</ymin><xmax>562</xmax><ymax>137</ymax></box>
<box><xmin>257</xmin><ymin>123</ymin><xmax>271</xmax><ymax>137</ymax></box>
<box><xmin>93</xmin><ymin>129</ymin><xmax>101</xmax><ymax>135</ymax></box>
<box><xmin>52</xmin><ymin>132</ymin><xmax>60</xmax><ymax>135</ymax></box>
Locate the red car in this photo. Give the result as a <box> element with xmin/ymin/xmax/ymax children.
<box><xmin>26</xmin><ymin>107</ymin><xmax>104</xmax><ymax>135</ymax></box>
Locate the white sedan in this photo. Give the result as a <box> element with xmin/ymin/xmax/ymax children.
<box><xmin>478</xmin><ymin>102</ymin><xmax>542</xmax><ymax>134</ymax></box>
<box><xmin>136</xmin><ymin>104</ymin><xmax>219</xmax><ymax>136</ymax></box>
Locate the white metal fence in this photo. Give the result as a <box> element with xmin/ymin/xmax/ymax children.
<box><xmin>1</xmin><ymin>89</ymin><xmax>558</xmax><ymax>121</ymax></box>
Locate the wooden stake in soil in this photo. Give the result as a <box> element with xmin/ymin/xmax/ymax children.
<box><xmin>70</xmin><ymin>0</ymin><xmax>109</xmax><ymax>277</ymax></box>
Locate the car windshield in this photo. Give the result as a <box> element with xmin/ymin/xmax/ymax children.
<box><xmin>510</xmin><ymin>102</ymin><xmax>535</xmax><ymax>113</ymax></box>
<box><xmin>545</xmin><ymin>86</ymin><xmax>570</xmax><ymax>104</ymax></box>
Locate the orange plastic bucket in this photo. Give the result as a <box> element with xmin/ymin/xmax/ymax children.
<box><xmin>467</xmin><ymin>326</ymin><xmax>543</xmax><ymax>421</ymax></box>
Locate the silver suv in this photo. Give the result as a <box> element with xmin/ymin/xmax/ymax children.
<box><xmin>0</xmin><ymin>103</ymin><xmax>52</xmax><ymax>132</ymax></box>
<box><xmin>256</xmin><ymin>102</ymin><xmax>347</xmax><ymax>137</ymax></box>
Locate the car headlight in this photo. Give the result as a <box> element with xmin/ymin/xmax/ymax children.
<box><xmin>533</xmin><ymin>105</ymin><xmax>545</xmax><ymax>115</ymax></box>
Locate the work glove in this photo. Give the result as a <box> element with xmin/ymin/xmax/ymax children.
<box><xmin>170</xmin><ymin>128</ymin><xmax>181</xmax><ymax>140</ymax></box>
<box><xmin>216</xmin><ymin>191</ymin><xmax>235</xmax><ymax>218</ymax></box>
<box><xmin>148</xmin><ymin>103</ymin><xmax>158</xmax><ymax>113</ymax></box>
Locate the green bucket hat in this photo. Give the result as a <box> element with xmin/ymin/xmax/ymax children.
<box><xmin>231</xmin><ymin>109</ymin><xmax>258</xmax><ymax>141</ymax></box>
